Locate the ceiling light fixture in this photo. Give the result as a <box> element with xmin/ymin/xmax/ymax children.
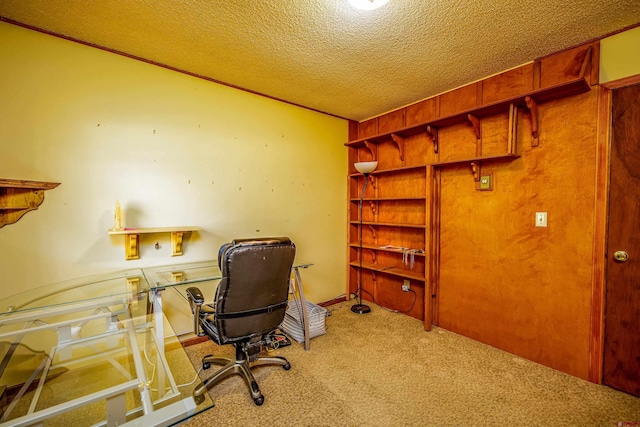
<box><xmin>348</xmin><ymin>0</ymin><xmax>389</xmax><ymax>11</ymax></box>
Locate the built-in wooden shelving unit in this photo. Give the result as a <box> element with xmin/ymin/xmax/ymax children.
<box><xmin>345</xmin><ymin>46</ymin><xmax>594</xmax><ymax>325</ymax></box>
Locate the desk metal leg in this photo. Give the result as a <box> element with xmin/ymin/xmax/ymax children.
<box><xmin>292</xmin><ymin>267</ymin><xmax>311</xmax><ymax>351</ymax></box>
<box><xmin>150</xmin><ymin>288</ymin><xmax>165</xmax><ymax>349</ymax></box>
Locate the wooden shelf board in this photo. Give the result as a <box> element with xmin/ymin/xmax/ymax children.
<box><xmin>0</xmin><ymin>179</ymin><xmax>60</xmax><ymax>190</ymax></box>
<box><xmin>349</xmin><ymin>261</ymin><xmax>425</xmax><ymax>281</ymax></box>
<box><xmin>349</xmin><ymin>164</ymin><xmax>427</xmax><ymax>177</ymax></box>
<box><xmin>108</xmin><ymin>226</ymin><xmax>200</xmax><ymax>235</ymax></box>
<box><xmin>350</xmin><ymin>243</ymin><xmax>426</xmax><ymax>256</ymax></box>
<box><xmin>432</xmin><ymin>153</ymin><xmax>520</xmax><ymax>167</ymax></box>
<box><xmin>349</xmin><ymin>221</ymin><xmax>426</xmax><ymax>229</ymax></box>
<box><xmin>350</xmin><ymin>197</ymin><xmax>426</xmax><ymax>202</ymax></box>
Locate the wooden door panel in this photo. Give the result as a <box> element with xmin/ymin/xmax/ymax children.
<box><xmin>603</xmin><ymin>83</ymin><xmax>640</xmax><ymax>396</ymax></box>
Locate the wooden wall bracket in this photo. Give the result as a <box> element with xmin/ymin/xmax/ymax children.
<box><xmin>369</xmin><ymin>200</ymin><xmax>378</xmax><ymax>222</ymax></box>
<box><xmin>390</xmin><ymin>133</ymin><xmax>406</xmax><ymax>164</ymax></box>
<box><xmin>524</xmin><ymin>96</ymin><xmax>540</xmax><ymax>146</ymax></box>
<box><xmin>467</xmin><ymin>114</ymin><xmax>482</xmax><ymax>140</ymax></box>
<box><xmin>369</xmin><ymin>175</ymin><xmax>377</xmax><ymax>190</ymax></box>
<box><xmin>363</xmin><ymin>140</ymin><xmax>377</xmax><ymax>159</ymax></box>
<box><xmin>579</xmin><ymin>45</ymin><xmax>593</xmax><ymax>79</ymax></box>
<box><xmin>470</xmin><ymin>162</ymin><xmax>481</xmax><ymax>181</ymax></box>
<box><xmin>371</xmin><ymin>249</ymin><xmax>377</xmax><ymax>264</ymax></box>
<box><xmin>125</xmin><ymin>234</ymin><xmax>140</xmax><ymax>260</ymax></box>
<box><xmin>171</xmin><ymin>231</ymin><xmax>185</xmax><ymax>256</ymax></box>
<box><xmin>367</xmin><ymin>225</ymin><xmax>377</xmax><ymax>243</ymax></box>
<box><xmin>426</xmin><ymin>126</ymin><xmax>439</xmax><ymax>153</ymax></box>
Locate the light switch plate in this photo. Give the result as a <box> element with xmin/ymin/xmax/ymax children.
<box><xmin>535</xmin><ymin>212</ymin><xmax>548</xmax><ymax>227</ymax></box>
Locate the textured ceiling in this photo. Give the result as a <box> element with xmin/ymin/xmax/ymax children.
<box><xmin>1</xmin><ymin>1</ymin><xmax>639</xmax><ymax>121</ymax></box>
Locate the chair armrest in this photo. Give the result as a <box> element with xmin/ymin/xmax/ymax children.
<box><xmin>186</xmin><ymin>287</ymin><xmax>205</xmax><ymax>336</ymax></box>
<box><xmin>186</xmin><ymin>287</ymin><xmax>205</xmax><ymax>305</ymax></box>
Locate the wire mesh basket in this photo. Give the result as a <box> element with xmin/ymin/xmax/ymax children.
<box><xmin>280</xmin><ymin>299</ymin><xmax>327</xmax><ymax>343</ymax></box>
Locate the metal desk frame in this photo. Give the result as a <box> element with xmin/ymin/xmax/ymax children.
<box><xmin>0</xmin><ymin>271</ymin><xmax>211</xmax><ymax>427</ymax></box>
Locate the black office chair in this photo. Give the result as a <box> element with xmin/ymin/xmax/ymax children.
<box><xmin>186</xmin><ymin>237</ymin><xmax>296</xmax><ymax>406</ymax></box>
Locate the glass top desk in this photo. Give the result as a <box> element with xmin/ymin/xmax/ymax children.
<box><xmin>0</xmin><ymin>269</ymin><xmax>214</xmax><ymax>427</ymax></box>
<box><xmin>0</xmin><ymin>259</ymin><xmax>313</xmax><ymax>426</ymax></box>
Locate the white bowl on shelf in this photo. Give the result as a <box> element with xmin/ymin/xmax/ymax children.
<box><xmin>354</xmin><ymin>161</ymin><xmax>378</xmax><ymax>174</ymax></box>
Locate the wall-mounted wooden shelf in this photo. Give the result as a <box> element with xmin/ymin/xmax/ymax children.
<box><xmin>0</xmin><ymin>179</ymin><xmax>60</xmax><ymax>228</ymax></box>
<box><xmin>348</xmin><ymin>164</ymin><xmax>427</xmax><ymax>177</ymax></box>
<box><xmin>108</xmin><ymin>226</ymin><xmax>200</xmax><ymax>260</ymax></box>
<box><xmin>350</xmin><ymin>197</ymin><xmax>427</xmax><ymax>202</ymax></box>
<box><xmin>349</xmin><ymin>261</ymin><xmax>425</xmax><ymax>281</ymax></box>
<box><xmin>349</xmin><ymin>221</ymin><xmax>427</xmax><ymax>229</ymax></box>
<box><xmin>349</xmin><ymin>243</ymin><xmax>427</xmax><ymax>257</ymax></box>
<box><xmin>344</xmin><ymin>74</ymin><xmax>592</xmax><ymax>155</ymax></box>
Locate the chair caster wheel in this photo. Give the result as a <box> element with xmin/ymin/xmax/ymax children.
<box><xmin>254</xmin><ymin>395</ymin><xmax>264</xmax><ymax>406</ymax></box>
<box><xmin>203</xmin><ymin>361</ymin><xmax>211</xmax><ymax>370</ymax></box>
<box><xmin>283</xmin><ymin>363</ymin><xmax>291</xmax><ymax>370</ymax></box>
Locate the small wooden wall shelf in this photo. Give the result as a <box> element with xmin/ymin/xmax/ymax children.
<box><xmin>108</xmin><ymin>226</ymin><xmax>200</xmax><ymax>260</ymax></box>
<box><xmin>0</xmin><ymin>179</ymin><xmax>60</xmax><ymax>228</ymax></box>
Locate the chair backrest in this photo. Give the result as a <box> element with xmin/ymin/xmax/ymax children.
<box><xmin>214</xmin><ymin>237</ymin><xmax>296</xmax><ymax>342</ymax></box>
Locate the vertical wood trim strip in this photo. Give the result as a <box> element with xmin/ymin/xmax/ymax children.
<box><xmin>430</xmin><ymin>167</ymin><xmax>442</xmax><ymax>327</ymax></box>
<box><xmin>424</xmin><ymin>165</ymin><xmax>434</xmax><ymax>330</ymax></box>
<box><xmin>346</xmin><ymin>172</ymin><xmax>352</xmax><ymax>302</ymax></box>
<box><xmin>590</xmin><ymin>42</ymin><xmax>600</xmax><ymax>86</ymax></box>
<box><xmin>348</xmin><ymin>120</ymin><xmax>359</xmax><ymax>142</ymax></box>
<box><xmin>533</xmin><ymin>60</ymin><xmax>542</xmax><ymax>90</ymax></box>
<box><xmin>589</xmin><ymin>85</ymin><xmax>612</xmax><ymax>384</ymax></box>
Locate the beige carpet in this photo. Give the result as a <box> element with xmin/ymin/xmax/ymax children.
<box><xmin>181</xmin><ymin>302</ymin><xmax>640</xmax><ymax>426</ymax></box>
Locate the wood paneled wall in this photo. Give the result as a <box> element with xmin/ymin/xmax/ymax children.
<box><xmin>350</xmin><ymin>42</ymin><xmax>602</xmax><ymax>380</ymax></box>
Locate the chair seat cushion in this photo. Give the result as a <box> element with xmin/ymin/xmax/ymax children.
<box><xmin>202</xmin><ymin>314</ymin><xmax>222</xmax><ymax>344</ymax></box>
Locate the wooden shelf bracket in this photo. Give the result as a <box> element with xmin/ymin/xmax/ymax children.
<box><xmin>579</xmin><ymin>45</ymin><xmax>593</xmax><ymax>79</ymax></box>
<box><xmin>363</xmin><ymin>140</ymin><xmax>376</xmax><ymax>160</ymax></box>
<box><xmin>467</xmin><ymin>114</ymin><xmax>482</xmax><ymax>140</ymax></box>
<box><xmin>426</xmin><ymin>126</ymin><xmax>439</xmax><ymax>153</ymax></box>
<box><xmin>369</xmin><ymin>175</ymin><xmax>377</xmax><ymax>190</ymax></box>
<box><xmin>390</xmin><ymin>133</ymin><xmax>406</xmax><ymax>164</ymax></box>
<box><xmin>369</xmin><ymin>200</ymin><xmax>378</xmax><ymax>221</ymax></box>
<box><xmin>125</xmin><ymin>234</ymin><xmax>140</xmax><ymax>260</ymax></box>
<box><xmin>524</xmin><ymin>96</ymin><xmax>540</xmax><ymax>146</ymax></box>
<box><xmin>171</xmin><ymin>231</ymin><xmax>186</xmax><ymax>256</ymax></box>
<box><xmin>470</xmin><ymin>162</ymin><xmax>481</xmax><ymax>182</ymax></box>
<box><xmin>368</xmin><ymin>225</ymin><xmax>377</xmax><ymax>243</ymax></box>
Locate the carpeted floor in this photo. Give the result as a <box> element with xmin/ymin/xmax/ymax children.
<box><xmin>180</xmin><ymin>302</ymin><xmax>640</xmax><ymax>426</ymax></box>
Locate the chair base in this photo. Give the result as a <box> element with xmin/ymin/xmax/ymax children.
<box><xmin>193</xmin><ymin>351</ymin><xmax>290</xmax><ymax>406</ymax></box>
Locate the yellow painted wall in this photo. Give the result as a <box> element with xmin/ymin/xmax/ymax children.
<box><xmin>0</xmin><ymin>22</ymin><xmax>348</xmax><ymax>333</ymax></box>
<box><xmin>600</xmin><ymin>25</ymin><xmax>640</xmax><ymax>83</ymax></box>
